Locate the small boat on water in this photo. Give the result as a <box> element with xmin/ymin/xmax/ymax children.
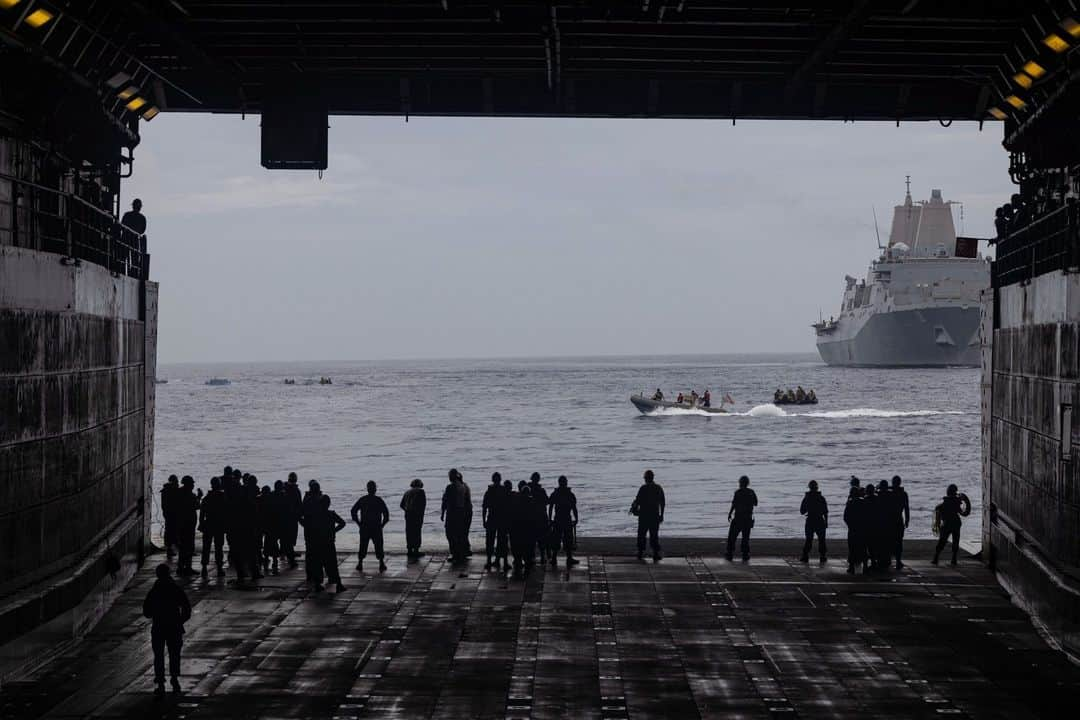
<box><xmin>774</xmin><ymin>397</ymin><xmax>818</xmax><ymax>406</ymax></box>
<box><xmin>206</xmin><ymin>378</ymin><xmax>231</xmax><ymax>386</ymax></box>
<box><xmin>631</xmin><ymin>394</ymin><xmax>729</xmax><ymax>415</ymax></box>
<box><xmin>283</xmin><ymin>379</ymin><xmax>296</xmax><ymax>385</ymax></box>
<box><xmin>155</xmin><ymin>379</ymin><xmax>168</xmax><ymax>385</ymax></box>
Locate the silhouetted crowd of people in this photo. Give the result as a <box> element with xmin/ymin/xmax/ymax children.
<box><xmin>151</xmin><ymin>466</ymin><xmax>972</xmax><ymax>696</ymax></box>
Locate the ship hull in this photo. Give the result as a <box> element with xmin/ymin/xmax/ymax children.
<box><xmin>816</xmin><ymin>305</ymin><xmax>981</xmax><ymax>367</ymax></box>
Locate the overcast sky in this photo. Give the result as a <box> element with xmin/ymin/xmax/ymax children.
<box><xmin>126</xmin><ymin>115</ymin><xmax>1013</xmax><ymax>364</ymax></box>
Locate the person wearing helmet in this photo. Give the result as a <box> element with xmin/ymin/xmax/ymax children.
<box><xmin>726</xmin><ymin>476</ymin><xmax>757</xmax><ymax>561</ymax></box>
<box><xmin>143</xmin><ymin>563</ymin><xmax>191</xmax><ymax>696</ymax></box>
<box><xmin>799</xmin><ymin>480</ymin><xmax>828</xmax><ymax>564</ymax></box>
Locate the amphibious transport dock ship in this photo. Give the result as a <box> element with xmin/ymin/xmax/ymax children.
<box><xmin>813</xmin><ymin>183</ymin><xmax>989</xmax><ymax>367</ymax></box>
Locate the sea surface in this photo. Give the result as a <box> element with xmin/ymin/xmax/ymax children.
<box><xmin>153</xmin><ymin>354</ymin><xmax>981</xmax><ymax>541</ymax></box>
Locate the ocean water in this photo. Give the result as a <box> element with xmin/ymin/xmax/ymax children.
<box><xmin>153</xmin><ymin>354</ymin><xmax>981</xmax><ymax>540</ymax></box>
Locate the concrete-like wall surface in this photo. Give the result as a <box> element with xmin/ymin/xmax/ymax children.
<box><xmin>0</xmin><ymin>246</ymin><xmax>156</xmax><ymax>682</ymax></box>
<box><xmin>988</xmin><ymin>269</ymin><xmax>1080</xmax><ymax>658</ymax></box>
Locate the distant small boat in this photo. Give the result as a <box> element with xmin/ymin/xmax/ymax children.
<box><xmin>155</xmin><ymin>379</ymin><xmax>168</xmax><ymax>385</ymax></box>
<box><xmin>206</xmin><ymin>378</ymin><xmax>231</xmax><ymax>386</ymax></box>
<box><xmin>630</xmin><ymin>394</ymin><xmax>729</xmax><ymax>415</ymax></box>
<box><xmin>319</xmin><ymin>377</ymin><xmax>333</xmax><ymax>385</ymax></box>
<box><xmin>773</xmin><ymin>397</ymin><xmax>818</xmax><ymax>405</ymax></box>
<box><xmin>283</xmin><ymin>379</ymin><xmax>296</xmax><ymax>385</ymax></box>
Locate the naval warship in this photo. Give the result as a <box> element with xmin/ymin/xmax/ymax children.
<box><xmin>813</xmin><ymin>182</ymin><xmax>989</xmax><ymax>367</ymax></box>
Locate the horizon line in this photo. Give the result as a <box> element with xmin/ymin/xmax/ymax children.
<box><xmin>157</xmin><ymin>349</ymin><xmax>822</xmax><ymax>365</ymax></box>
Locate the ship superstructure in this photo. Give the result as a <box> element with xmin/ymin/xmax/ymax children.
<box><xmin>814</xmin><ymin>181</ymin><xmax>989</xmax><ymax>367</ymax></box>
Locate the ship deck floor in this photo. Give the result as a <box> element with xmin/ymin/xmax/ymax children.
<box><xmin>1</xmin><ymin>539</ymin><xmax>1077</xmax><ymax>719</ymax></box>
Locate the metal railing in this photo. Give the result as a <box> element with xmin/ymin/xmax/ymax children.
<box><xmin>993</xmin><ymin>201</ymin><xmax>1079</xmax><ymax>289</ymax></box>
<box><xmin>0</xmin><ymin>171</ymin><xmax>148</xmax><ymax>280</ymax></box>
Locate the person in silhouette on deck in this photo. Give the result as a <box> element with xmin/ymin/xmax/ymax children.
<box><xmin>528</xmin><ymin>473</ymin><xmax>550</xmax><ymax>564</ymax></box>
<box><xmin>630</xmin><ymin>469</ymin><xmax>665</xmax><ymax>561</ymax></box>
<box><xmin>442</xmin><ymin>469</ymin><xmax>471</xmax><ymax>564</ymax></box>
<box><xmin>932</xmin><ymin>484</ymin><xmax>971</xmax><ymax>566</ymax></box>
<box><xmin>323</xmin><ymin>495</ymin><xmax>347</xmax><ymax>592</ymax></box>
<box><xmin>483</xmin><ymin>472</ymin><xmax>505</xmax><ymax>571</ymax></box>
<box><xmin>239</xmin><ymin>475</ymin><xmax>264</xmax><ymax>579</ymax></box>
<box><xmin>143</xmin><ymin>563</ymin><xmax>191</xmax><ymax>696</ymax></box>
<box><xmin>301</xmin><ymin>480</ymin><xmax>325</xmax><ymax>586</ymax></box>
<box><xmin>161</xmin><ymin>475</ymin><xmax>179</xmax><ymax>558</ymax></box>
<box><xmin>281</xmin><ymin>472</ymin><xmax>303</xmax><ymax>568</ymax></box>
<box><xmin>548</xmin><ymin>475</ymin><xmax>580</xmax><ymax>567</ymax></box>
<box><xmin>510</xmin><ymin>482</ymin><xmax>535</xmax><ymax>576</ymax></box>
<box><xmin>726</xmin><ymin>476</ymin><xmax>757</xmax><ymax>561</ymax></box>
<box><xmin>889</xmin><ymin>475</ymin><xmax>911</xmax><ymax>569</ymax></box>
<box><xmin>843</xmin><ymin>487</ymin><xmax>865</xmax><ymax>575</ymax></box>
<box><xmin>199</xmin><ymin>476</ymin><xmax>226</xmax><ymax>578</ymax></box>
<box><xmin>351</xmin><ymin>481</ymin><xmax>390</xmax><ymax>573</ymax></box>
<box><xmin>800</xmin><ymin>480</ymin><xmax>828</xmax><ymax>564</ymax></box>
<box><xmin>174</xmin><ymin>476</ymin><xmax>201</xmax><ymax>576</ymax></box>
<box><xmin>861</xmin><ymin>484</ymin><xmax>883</xmax><ymax>573</ymax></box>
<box><xmin>872</xmin><ymin>479</ymin><xmax>894</xmax><ymax>570</ymax></box>
<box><xmin>400</xmin><ymin>479</ymin><xmax>427</xmax><ymax>559</ymax></box>
<box><xmin>497</xmin><ymin>480</ymin><xmax>514</xmax><ymax>572</ymax></box>
<box><xmin>257</xmin><ymin>485</ymin><xmax>280</xmax><ymax>575</ymax></box>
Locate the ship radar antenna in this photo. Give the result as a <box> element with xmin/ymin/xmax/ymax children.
<box><xmin>905</xmin><ymin>174</ymin><xmax>911</xmax><ymax>200</ymax></box>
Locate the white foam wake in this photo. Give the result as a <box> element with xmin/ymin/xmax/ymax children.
<box><xmin>802</xmin><ymin>408</ymin><xmax>967</xmax><ymax>419</ymax></box>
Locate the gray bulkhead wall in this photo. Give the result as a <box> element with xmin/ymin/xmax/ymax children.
<box><xmin>987</xmin><ymin>270</ymin><xmax>1080</xmax><ymax>658</ymax></box>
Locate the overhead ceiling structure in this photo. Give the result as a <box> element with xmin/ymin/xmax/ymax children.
<box><xmin>3</xmin><ymin>1</ymin><xmax>1080</xmax><ymax>164</ymax></box>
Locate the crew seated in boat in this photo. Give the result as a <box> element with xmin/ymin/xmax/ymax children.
<box><xmin>795</xmin><ymin>386</ymin><xmax>806</xmax><ymax>403</ymax></box>
<box><xmin>701</xmin><ymin>390</ymin><xmax>711</xmax><ymax>408</ymax></box>
<box><xmin>652</xmin><ymin>388</ymin><xmax>664</xmax><ymax>401</ymax></box>
<box><xmin>807</xmin><ymin>389</ymin><xmax>817</xmax><ymax>402</ymax></box>
<box><xmin>774</xmin><ymin>388</ymin><xmax>783</xmax><ymax>403</ymax></box>
<box><xmin>785</xmin><ymin>389</ymin><xmax>796</xmax><ymax>403</ymax></box>
<box><xmin>690</xmin><ymin>390</ymin><xmax>699</xmax><ymax>406</ymax></box>
<box><xmin>676</xmin><ymin>392</ymin><xmax>684</xmax><ymax>404</ymax></box>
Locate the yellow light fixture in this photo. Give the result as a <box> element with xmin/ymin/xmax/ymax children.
<box><xmin>125</xmin><ymin>96</ymin><xmax>147</xmax><ymax>111</ymax></box>
<box><xmin>988</xmin><ymin>107</ymin><xmax>1008</xmax><ymax>120</ymax></box>
<box><xmin>117</xmin><ymin>85</ymin><xmax>139</xmax><ymax>100</ymax></box>
<box><xmin>1022</xmin><ymin>60</ymin><xmax>1047</xmax><ymax>79</ymax></box>
<box><xmin>24</xmin><ymin>7</ymin><xmax>52</xmax><ymax>27</ymax></box>
<box><xmin>1013</xmin><ymin>72</ymin><xmax>1033</xmax><ymax>89</ymax></box>
<box><xmin>141</xmin><ymin>106</ymin><xmax>160</xmax><ymax>121</ymax></box>
<box><xmin>1061</xmin><ymin>17</ymin><xmax>1080</xmax><ymax>38</ymax></box>
<box><xmin>1004</xmin><ymin>94</ymin><xmax>1027</xmax><ymax>110</ymax></box>
<box><xmin>0</xmin><ymin>0</ymin><xmax>23</xmax><ymax>10</ymax></box>
<box><xmin>1043</xmin><ymin>32</ymin><xmax>1069</xmax><ymax>52</ymax></box>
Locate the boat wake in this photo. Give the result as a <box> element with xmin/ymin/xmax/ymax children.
<box><xmin>642</xmin><ymin>404</ymin><xmax>967</xmax><ymax>419</ymax></box>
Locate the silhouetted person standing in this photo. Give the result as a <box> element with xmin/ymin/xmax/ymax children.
<box><xmin>323</xmin><ymin>495</ymin><xmax>347</xmax><ymax>592</ymax></box>
<box><xmin>861</xmin><ymin>484</ymin><xmax>879</xmax><ymax>572</ymax></box>
<box><xmin>400</xmin><ymin>479</ymin><xmax>426</xmax><ymax>558</ymax></box>
<box><xmin>301</xmin><ymin>480</ymin><xmax>325</xmax><ymax>586</ymax></box>
<box><xmin>442</xmin><ymin>469</ymin><xmax>470</xmax><ymax>564</ymax></box>
<box><xmin>843</xmin><ymin>487</ymin><xmax>865</xmax><ymax>575</ymax></box>
<box><xmin>174</xmin><ymin>476</ymin><xmax>201</xmax><ymax>576</ymax></box>
<box><xmin>932</xmin><ymin>484</ymin><xmax>971</xmax><ymax>566</ymax></box>
<box><xmin>121</xmin><ymin>198</ymin><xmax>147</xmax><ymax>236</ymax></box>
<box><xmin>199</xmin><ymin>476</ymin><xmax>226</xmax><ymax>578</ymax></box>
<box><xmin>483</xmin><ymin>473</ymin><xmax>504</xmax><ymax>571</ymax></box>
<box><xmin>510</xmin><ymin>482</ymin><xmax>535</xmax><ymax>576</ymax></box>
<box><xmin>872</xmin><ymin>480</ymin><xmax>893</xmax><ymax>570</ymax></box>
<box><xmin>240</xmin><ymin>475</ymin><xmax>264</xmax><ymax>579</ymax></box>
<box><xmin>799</xmin><ymin>480</ymin><xmax>828</xmax><ymax>564</ymax></box>
<box><xmin>528</xmin><ymin>473</ymin><xmax>550</xmax><ymax>563</ymax></box>
<box><xmin>161</xmin><ymin>475</ymin><xmax>179</xmax><ymax>558</ymax></box>
<box><xmin>890</xmin><ymin>475</ymin><xmax>911</xmax><ymax>569</ymax></box>
<box><xmin>257</xmin><ymin>485</ymin><xmax>280</xmax><ymax>575</ymax></box>
<box><xmin>726</xmin><ymin>476</ymin><xmax>757</xmax><ymax>561</ymax></box>
<box><xmin>351</xmin><ymin>481</ymin><xmax>390</xmax><ymax>573</ymax></box>
<box><xmin>630</xmin><ymin>470</ymin><xmax>665</xmax><ymax>562</ymax></box>
<box><xmin>548</xmin><ymin>475</ymin><xmax>579</xmax><ymax>567</ymax></box>
<box><xmin>143</xmin><ymin>564</ymin><xmax>191</xmax><ymax>696</ymax></box>
<box><xmin>497</xmin><ymin>480</ymin><xmax>513</xmax><ymax>572</ymax></box>
<box><xmin>282</xmin><ymin>473</ymin><xmax>302</xmax><ymax>567</ymax></box>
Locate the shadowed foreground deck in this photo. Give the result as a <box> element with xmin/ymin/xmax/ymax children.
<box><xmin>1</xmin><ymin>540</ymin><xmax>1077</xmax><ymax>719</ymax></box>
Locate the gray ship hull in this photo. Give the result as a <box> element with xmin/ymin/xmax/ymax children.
<box><xmin>816</xmin><ymin>306</ymin><xmax>981</xmax><ymax>367</ymax></box>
